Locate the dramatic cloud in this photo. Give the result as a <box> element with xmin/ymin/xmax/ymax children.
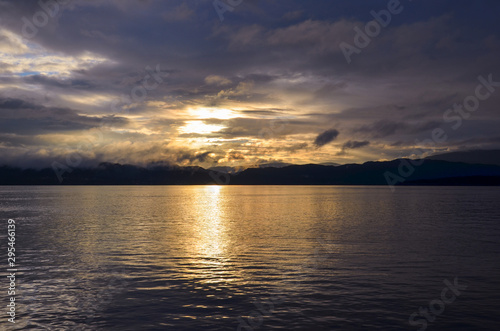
<box><xmin>0</xmin><ymin>97</ymin><xmax>128</xmax><ymax>135</ymax></box>
<box><xmin>337</xmin><ymin>140</ymin><xmax>370</xmax><ymax>155</ymax></box>
<box><xmin>0</xmin><ymin>0</ymin><xmax>499</xmax><ymax>168</ymax></box>
<box><xmin>314</xmin><ymin>129</ymin><xmax>339</xmax><ymax>147</ymax></box>
<box><xmin>342</xmin><ymin>140</ymin><xmax>370</xmax><ymax>150</ymax></box>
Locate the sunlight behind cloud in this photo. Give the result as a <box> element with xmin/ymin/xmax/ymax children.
<box><xmin>188</xmin><ymin>107</ymin><xmax>238</xmax><ymax>120</ymax></box>
<box><xmin>60</xmin><ymin>92</ymin><xmax>117</xmax><ymax>108</ymax></box>
<box><xmin>0</xmin><ymin>28</ymin><xmax>29</xmax><ymax>54</ymax></box>
<box><xmin>178</xmin><ymin>121</ymin><xmax>226</xmax><ymax>134</ymax></box>
<box><xmin>0</xmin><ymin>29</ymin><xmax>110</xmax><ymax>77</ymax></box>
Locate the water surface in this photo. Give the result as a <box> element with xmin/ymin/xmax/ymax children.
<box><xmin>1</xmin><ymin>186</ymin><xmax>499</xmax><ymax>330</ymax></box>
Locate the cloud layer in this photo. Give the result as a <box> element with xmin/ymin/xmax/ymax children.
<box><xmin>1</xmin><ymin>0</ymin><xmax>499</xmax><ymax>168</ymax></box>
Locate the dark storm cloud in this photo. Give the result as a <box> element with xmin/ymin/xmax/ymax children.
<box><xmin>314</xmin><ymin>129</ymin><xmax>339</xmax><ymax>147</ymax></box>
<box><xmin>355</xmin><ymin>120</ymin><xmax>407</xmax><ymax>138</ymax></box>
<box><xmin>0</xmin><ymin>0</ymin><xmax>500</xmax><ymax>167</ymax></box>
<box><xmin>0</xmin><ymin>133</ymin><xmax>42</xmax><ymax>147</ymax></box>
<box><xmin>355</xmin><ymin>120</ymin><xmax>445</xmax><ymax>139</ymax></box>
<box><xmin>342</xmin><ymin>140</ymin><xmax>370</xmax><ymax>150</ymax></box>
<box><xmin>0</xmin><ymin>98</ymin><xmax>34</xmax><ymax>110</ymax></box>
<box><xmin>21</xmin><ymin>75</ymin><xmax>77</xmax><ymax>89</ymax></box>
<box><xmin>0</xmin><ymin>97</ymin><xmax>128</xmax><ymax>134</ymax></box>
<box><xmin>2</xmin><ymin>2</ymin><xmax>497</xmax><ymax>106</ymax></box>
<box><xmin>336</xmin><ymin>140</ymin><xmax>370</xmax><ymax>155</ymax></box>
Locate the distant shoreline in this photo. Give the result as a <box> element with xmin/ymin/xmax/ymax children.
<box><xmin>1</xmin><ymin>159</ymin><xmax>500</xmax><ymax>186</ymax></box>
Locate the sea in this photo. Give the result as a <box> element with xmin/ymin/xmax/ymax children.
<box><xmin>0</xmin><ymin>186</ymin><xmax>499</xmax><ymax>330</ymax></box>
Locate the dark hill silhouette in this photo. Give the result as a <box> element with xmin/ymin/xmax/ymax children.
<box><xmin>230</xmin><ymin>159</ymin><xmax>500</xmax><ymax>185</ymax></box>
<box><xmin>1</xmin><ymin>159</ymin><xmax>500</xmax><ymax>185</ymax></box>
<box><xmin>0</xmin><ymin>163</ymin><xmax>216</xmax><ymax>185</ymax></box>
<box><xmin>426</xmin><ymin>150</ymin><xmax>500</xmax><ymax>166</ymax></box>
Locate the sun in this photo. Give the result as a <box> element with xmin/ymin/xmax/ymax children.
<box><xmin>188</xmin><ymin>107</ymin><xmax>237</xmax><ymax>120</ymax></box>
<box><xmin>178</xmin><ymin>120</ymin><xmax>225</xmax><ymax>134</ymax></box>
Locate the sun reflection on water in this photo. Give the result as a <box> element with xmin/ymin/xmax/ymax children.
<box><xmin>192</xmin><ymin>186</ymin><xmax>226</xmax><ymax>257</ymax></box>
<box><xmin>181</xmin><ymin>186</ymin><xmax>242</xmax><ymax>286</ymax></box>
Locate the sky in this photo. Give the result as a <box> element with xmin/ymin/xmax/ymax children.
<box><xmin>0</xmin><ymin>0</ymin><xmax>499</xmax><ymax>169</ymax></box>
